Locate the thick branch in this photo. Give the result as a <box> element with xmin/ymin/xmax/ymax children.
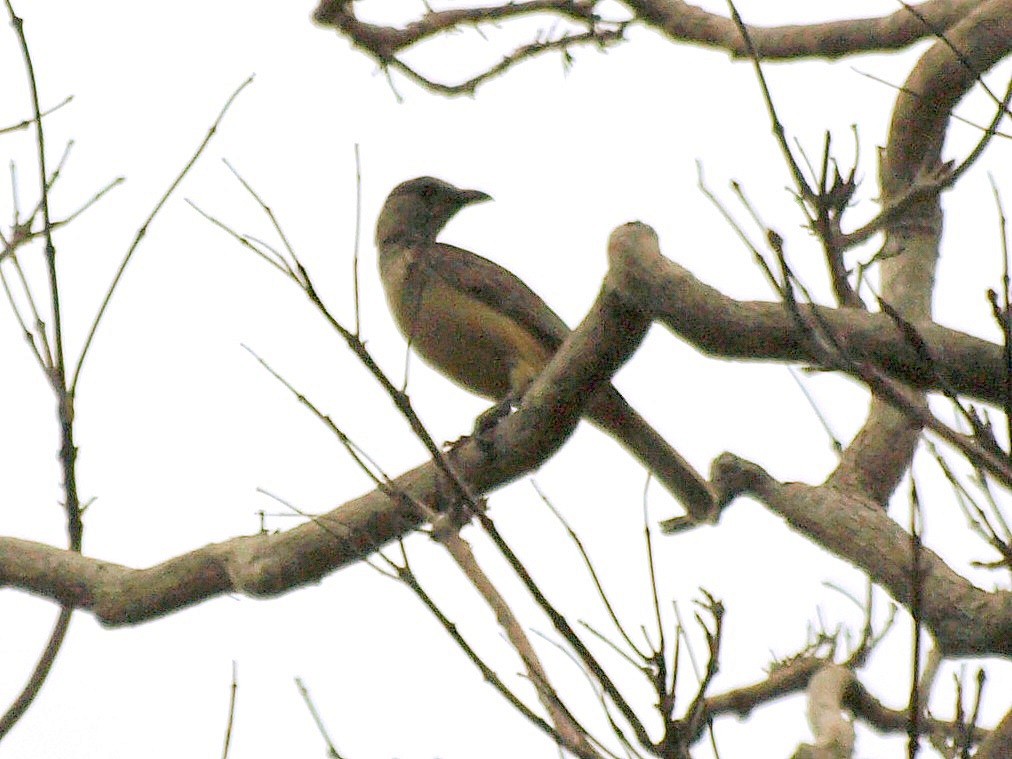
<box><xmin>312</xmin><ymin>0</ymin><xmax>625</xmax><ymax>95</ymax></box>
<box><xmin>313</xmin><ymin>0</ymin><xmax>603</xmax><ymax>56</ymax></box>
<box><xmin>320</xmin><ymin>0</ymin><xmax>984</xmax><ymax>64</ymax></box>
<box><xmin>712</xmin><ymin>454</ymin><xmax>1012</xmax><ymax>658</ymax></box>
<box><xmin>845</xmin><ymin>676</ymin><xmax>990</xmax><ymax>746</ymax></box>
<box><xmin>5</xmin><ymin>218</ymin><xmax>1010</xmax><ymax>627</ymax></box>
<box><xmin>880</xmin><ymin>0</ymin><xmax>1012</xmax><ymax>202</ymax></box>
<box><xmin>599</xmin><ymin>233</ymin><xmax>1006</xmax><ymax>406</ymax></box>
<box><xmin>976</xmin><ymin>708</ymin><xmax>1012</xmax><ymax>759</ymax></box>
<box><xmin>621</xmin><ymin>0</ymin><xmax>980</xmax><ymax>59</ymax></box>
<box><xmin>689</xmin><ymin>655</ymin><xmax>995</xmax><ymax>747</ymax></box>
<box><xmin>0</xmin><ymin>224</ymin><xmax>657</xmax><ymax>624</ymax></box>
<box><xmin>832</xmin><ymin>0</ymin><xmax>1012</xmax><ymax>503</ymax></box>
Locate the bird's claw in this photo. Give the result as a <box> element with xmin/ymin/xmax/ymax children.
<box><xmin>475</xmin><ymin>398</ymin><xmax>513</xmax><ymax>433</ymax></box>
<box><xmin>471</xmin><ymin>398</ymin><xmax>514</xmax><ymax>452</ymax></box>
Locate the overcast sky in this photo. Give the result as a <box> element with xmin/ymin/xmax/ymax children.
<box><xmin>1</xmin><ymin>2</ymin><xmax>1010</xmax><ymax>757</ymax></box>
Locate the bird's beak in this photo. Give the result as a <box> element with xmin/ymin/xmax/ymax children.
<box><xmin>460</xmin><ymin>189</ymin><xmax>492</xmax><ymax>206</ymax></box>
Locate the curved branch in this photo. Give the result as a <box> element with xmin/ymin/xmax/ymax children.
<box><xmin>0</xmin><ymin>606</ymin><xmax>71</xmax><ymax>738</ymax></box>
<box><xmin>2</xmin><ymin>219</ymin><xmax>1009</xmax><ymax>642</ymax></box>
<box><xmin>313</xmin><ymin>0</ymin><xmax>627</xmax><ymax>95</ymax></box>
<box><xmin>710</xmin><ymin>454</ymin><xmax>1012</xmax><ymax>658</ymax></box>
<box><xmin>0</xmin><ymin>224</ymin><xmax>659</xmax><ymax>625</ymax></box>
<box><xmin>385</xmin><ymin>25</ymin><xmax>627</xmax><ymax>97</ymax></box>
<box><xmin>622</xmin><ymin>0</ymin><xmax>981</xmax><ymax>60</ymax></box>
<box><xmin>829</xmin><ymin>0</ymin><xmax>1012</xmax><ymax>503</ymax></box>
<box><xmin>845</xmin><ymin>675</ymin><xmax>991</xmax><ymax>747</ymax></box>
<box><xmin>313</xmin><ymin>0</ymin><xmax>607</xmax><ymax>53</ymax></box>
<box><xmin>600</xmin><ymin>226</ymin><xmax>1008</xmax><ymax>406</ymax></box>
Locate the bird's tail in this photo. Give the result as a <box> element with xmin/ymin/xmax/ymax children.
<box><xmin>586</xmin><ymin>387</ymin><xmax>716</xmax><ymax>525</ymax></box>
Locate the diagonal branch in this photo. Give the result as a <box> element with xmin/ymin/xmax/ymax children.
<box><xmin>708</xmin><ymin>454</ymin><xmax>1012</xmax><ymax>658</ymax></box>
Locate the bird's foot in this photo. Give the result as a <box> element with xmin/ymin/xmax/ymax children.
<box><xmin>440</xmin><ymin>399</ymin><xmax>513</xmax><ymax>451</ymax></box>
<box><xmin>475</xmin><ymin>398</ymin><xmax>512</xmax><ymax>433</ymax></box>
<box><xmin>472</xmin><ymin>397</ymin><xmax>514</xmax><ymax>452</ymax></box>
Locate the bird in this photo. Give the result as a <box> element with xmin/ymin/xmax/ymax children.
<box><xmin>375</xmin><ymin>176</ymin><xmax>715</xmax><ymax>523</ymax></box>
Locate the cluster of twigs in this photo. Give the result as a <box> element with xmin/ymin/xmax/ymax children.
<box><xmin>0</xmin><ymin>0</ymin><xmax>253</xmax><ymax>739</ymax></box>
<box><xmin>312</xmin><ymin>0</ymin><xmax>628</xmax><ymax>97</ymax></box>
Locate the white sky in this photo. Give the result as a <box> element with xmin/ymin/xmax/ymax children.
<box><xmin>1</xmin><ymin>1</ymin><xmax>1010</xmax><ymax>757</ymax></box>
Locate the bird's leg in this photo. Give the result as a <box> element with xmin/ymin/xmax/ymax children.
<box><xmin>469</xmin><ymin>388</ymin><xmax>526</xmax><ymax>454</ymax></box>
<box><xmin>473</xmin><ymin>369</ymin><xmax>533</xmax><ymax>445</ymax></box>
<box><xmin>443</xmin><ymin>396</ymin><xmax>514</xmax><ymax>451</ymax></box>
<box><xmin>474</xmin><ymin>395</ymin><xmax>516</xmax><ymax>436</ymax></box>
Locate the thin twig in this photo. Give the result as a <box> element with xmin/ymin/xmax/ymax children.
<box><xmin>528</xmin><ymin>630</ymin><xmax>636</xmax><ymax>759</ymax></box>
<box><xmin>0</xmin><ymin>2</ymin><xmax>79</xmax><ymax>739</ymax></box>
<box><xmin>907</xmin><ymin>479</ymin><xmax>924</xmax><ymax>759</ymax></box>
<box><xmin>243</xmin><ymin>345</ymin><xmax>389</xmax><ymax>488</ymax></box>
<box><xmin>203</xmin><ymin>165</ymin><xmax>485</xmax><ymax>522</ymax></box>
<box><xmin>71</xmin><ymin>75</ymin><xmax>254</xmax><ymax>393</ymax></box>
<box><xmin>0</xmin><ymin>607</ymin><xmax>72</xmax><ymax>738</ymax></box>
<box><xmin>945</xmin><ymin>78</ymin><xmax>1012</xmax><ymax>189</ymax></box>
<box><xmin>896</xmin><ymin>0</ymin><xmax>1004</xmax><ymax>109</ymax></box>
<box><xmin>244</xmin><ymin>348</ymin><xmax>593</xmax><ymax>754</ymax></box>
<box><xmin>475</xmin><ymin>513</ymin><xmax>655</xmax><ymax>750</ymax></box>
<box><xmin>989</xmin><ymin>175</ymin><xmax>1012</xmax><ymax>452</ymax></box>
<box><xmin>726</xmin><ymin>1</ymin><xmax>814</xmax><ymax>222</ymax></box>
<box><xmin>222</xmin><ymin>159</ymin><xmax>305</xmax><ymax>285</ymax></box>
<box><xmin>0</xmin><ymin>263</ymin><xmax>47</xmax><ymax>374</ymax></box>
<box><xmin>188</xmin><ymin>201</ymin><xmax>291</xmax><ymax>278</ymax></box>
<box><xmin>696</xmin><ymin>164</ymin><xmax>784</xmax><ymax>299</ymax></box>
<box><xmin>384</xmin><ymin>25</ymin><xmax>627</xmax><ymax>96</ymax></box>
<box><xmin>852</xmin><ymin>68</ymin><xmax>1011</xmax><ymax>137</ymax></box>
<box><xmin>642</xmin><ymin>482</ymin><xmax>665</xmax><ymax>665</ymax></box>
<box><xmin>8</xmin><ymin>253</ymin><xmax>51</xmax><ymax>368</ymax></box>
<box><xmin>926</xmin><ymin>439</ymin><xmax>1011</xmax><ymax>566</ymax></box>
<box><xmin>839</xmin><ymin>74</ymin><xmax>1011</xmax><ymax>252</ymax></box>
<box><xmin>352</xmin><ymin>143</ymin><xmax>362</xmax><ymax>336</ymax></box>
<box><xmin>374</xmin><ymin>548</ymin><xmax>571</xmax><ymax>752</ymax></box>
<box><xmin>533</xmin><ymin>481</ymin><xmax>646</xmax><ymax>660</ymax></box>
<box><xmin>788</xmin><ymin>368</ymin><xmax>843</xmax><ymax>454</ymax></box>
<box><xmin>0</xmin><ymin>94</ymin><xmax>72</xmax><ymax>136</ymax></box>
<box><xmin>295</xmin><ymin>677</ymin><xmax>344</xmax><ymax>759</ymax></box>
<box><xmin>220</xmin><ymin>662</ymin><xmax>238</xmax><ymax>759</ymax></box>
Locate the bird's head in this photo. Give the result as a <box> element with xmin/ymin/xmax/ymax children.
<box><xmin>376</xmin><ymin>176</ymin><xmax>492</xmax><ymax>247</ymax></box>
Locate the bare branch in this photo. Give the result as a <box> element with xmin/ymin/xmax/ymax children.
<box><xmin>295</xmin><ymin>677</ymin><xmax>345</xmax><ymax>759</ymax></box>
<box><xmin>314</xmin><ymin>0</ymin><xmax>627</xmax><ymax>95</ymax></box>
<box><xmin>221</xmin><ymin>662</ymin><xmax>238</xmax><ymax>759</ymax></box>
<box><xmin>0</xmin><ymin>607</ymin><xmax>71</xmax><ymax>738</ymax></box>
<box><xmin>0</xmin><ymin>93</ymin><xmax>72</xmax><ymax>136</ymax></box>
<box><xmin>709</xmin><ymin>455</ymin><xmax>1012</xmax><ymax>657</ymax></box>
<box><xmin>71</xmin><ymin>75</ymin><xmax>254</xmax><ymax>393</ymax></box>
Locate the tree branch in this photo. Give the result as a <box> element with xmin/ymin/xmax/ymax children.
<box><xmin>622</xmin><ymin>0</ymin><xmax>981</xmax><ymax>59</ymax></box>
<box><xmin>709</xmin><ymin>454</ymin><xmax>1012</xmax><ymax>658</ymax></box>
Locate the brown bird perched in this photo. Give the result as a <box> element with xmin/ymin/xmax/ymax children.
<box><xmin>376</xmin><ymin>176</ymin><xmax>714</xmax><ymax>523</ymax></box>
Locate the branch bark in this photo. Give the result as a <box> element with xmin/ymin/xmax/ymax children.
<box><xmin>710</xmin><ymin>454</ymin><xmax>1012</xmax><ymax>658</ymax></box>
<box><xmin>0</xmin><ymin>223</ymin><xmax>657</xmax><ymax>625</ymax></box>
<box><xmin>623</xmin><ymin>0</ymin><xmax>983</xmax><ymax>59</ymax></box>
<box><xmin>3</xmin><ymin>212</ymin><xmax>1011</xmax><ymax>647</ymax></box>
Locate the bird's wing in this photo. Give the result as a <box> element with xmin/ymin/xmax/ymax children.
<box><xmin>422</xmin><ymin>242</ymin><xmax>571</xmax><ymax>350</ymax></box>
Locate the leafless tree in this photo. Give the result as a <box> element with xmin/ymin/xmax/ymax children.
<box><xmin>0</xmin><ymin>2</ymin><xmax>1010</xmax><ymax>757</ymax></box>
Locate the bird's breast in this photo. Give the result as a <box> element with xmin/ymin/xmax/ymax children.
<box><xmin>379</xmin><ymin>245</ymin><xmax>552</xmax><ymax>400</ymax></box>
